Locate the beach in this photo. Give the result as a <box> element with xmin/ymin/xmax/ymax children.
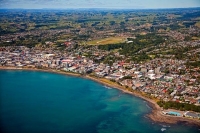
<box><xmin>86</xmin><ymin>74</ymin><xmax>200</xmax><ymax>127</ymax></box>
<box><xmin>0</xmin><ymin>66</ymin><xmax>200</xmax><ymax>127</ymax></box>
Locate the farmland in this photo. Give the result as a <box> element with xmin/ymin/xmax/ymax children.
<box><xmin>0</xmin><ymin>8</ymin><xmax>200</xmax><ymax>47</ymax></box>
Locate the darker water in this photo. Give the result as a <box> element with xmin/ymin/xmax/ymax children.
<box><xmin>0</xmin><ymin>70</ymin><xmax>199</xmax><ymax>133</ymax></box>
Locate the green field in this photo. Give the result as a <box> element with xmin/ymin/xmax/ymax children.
<box><xmin>195</xmin><ymin>22</ymin><xmax>200</xmax><ymax>28</ymax></box>
<box><xmin>87</xmin><ymin>37</ymin><xmax>126</xmax><ymax>45</ymax></box>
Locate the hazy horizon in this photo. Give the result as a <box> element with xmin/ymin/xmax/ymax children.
<box><xmin>1</xmin><ymin>0</ymin><xmax>200</xmax><ymax>9</ymax></box>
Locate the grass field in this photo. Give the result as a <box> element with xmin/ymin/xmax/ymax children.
<box><xmin>195</xmin><ymin>22</ymin><xmax>200</xmax><ymax>28</ymax></box>
<box><xmin>87</xmin><ymin>37</ymin><xmax>126</xmax><ymax>45</ymax></box>
<box><xmin>192</xmin><ymin>37</ymin><xmax>200</xmax><ymax>40</ymax></box>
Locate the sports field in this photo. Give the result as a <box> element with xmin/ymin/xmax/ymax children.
<box><xmin>87</xmin><ymin>37</ymin><xmax>126</xmax><ymax>45</ymax></box>
<box><xmin>195</xmin><ymin>22</ymin><xmax>200</xmax><ymax>28</ymax></box>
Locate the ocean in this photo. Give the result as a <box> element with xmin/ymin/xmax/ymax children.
<box><xmin>0</xmin><ymin>70</ymin><xmax>199</xmax><ymax>133</ymax></box>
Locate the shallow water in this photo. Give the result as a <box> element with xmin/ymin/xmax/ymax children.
<box><xmin>0</xmin><ymin>70</ymin><xmax>199</xmax><ymax>133</ymax></box>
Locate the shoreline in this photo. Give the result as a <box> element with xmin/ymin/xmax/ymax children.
<box><xmin>1</xmin><ymin>67</ymin><xmax>200</xmax><ymax>127</ymax></box>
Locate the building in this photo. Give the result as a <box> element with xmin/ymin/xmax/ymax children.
<box><xmin>184</xmin><ymin>111</ymin><xmax>200</xmax><ymax>119</ymax></box>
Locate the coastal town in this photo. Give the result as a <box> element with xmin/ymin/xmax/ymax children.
<box><xmin>1</xmin><ymin>8</ymin><xmax>200</xmax><ymax>125</ymax></box>
<box><xmin>0</xmin><ymin>41</ymin><xmax>200</xmax><ymax>120</ymax></box>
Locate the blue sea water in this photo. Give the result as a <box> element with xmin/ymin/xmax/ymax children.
<box><xmin>0</xmin><ymin>70</ymin><xmax>199</xmax><ymax>133</ymax></box>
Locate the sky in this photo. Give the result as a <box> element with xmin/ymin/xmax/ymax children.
<box><xmin>0</xmin><ymin>0</ymin><xmax>200</xmax><ymax>9</ymax></box>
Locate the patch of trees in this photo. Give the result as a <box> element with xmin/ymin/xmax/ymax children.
<box><xmin>35</xmin><ymin>24</ymin><xmax>48</xmax><ymax>28</ymax></box>
<box><xmin>157</xmin><ymin>101</ymin><xmax>200</xmax><ymax>112</ymax></box>
<box><xmin>98</xmin><ymin>43</ymin><xmax>122</xmax><ymax>51</ymax></box>
<box><xmin>98</xmin><ymin>34</ymin><xmax>164</xmax><ymax>62</ymax></box>
<box><xmin>186</xmin><ymin>61</ymin><xmax>200</xmax><ymax>68</ymax></box>
<box><xmin>181</xmin><ymin>11</ymin><xmax>200</xmax><ymax>20</ymax></box>
<box><xmin>53</xmin><ymin>25</ymin><xmax>73</xmax><ymax>29</ymax></box>
<box><xmin>75</xmin><ymin>19</ymin><xmax>100</xmax><ymax>23</ymax></box>
<box><xmin>184</xmin><ymin>36</ymin><xmax>192</xmax><ymax>41</ymax></box>
<box><xmin>98</xmin><ymin>33</ymin><xmax>164</xmax><ymax>54</ymax></box>
<box><xmin>169</xmin><ymin>24</ymin><xmax>183</xmax><ymax>30</ymax></box>
<box><xmin>72</xmin><ymin>35</ymin><xmax>90</xmax><ymax>41</ymax></box>
<box><xmin>131</xmin><ymin>53</ymin><xmax>151</xmax><ymax>62</ymax></box>
<box><xmin>109</xmin><ymin>21</ymin><xmax>116</xmax><ymax>25</ymax></box>
<box><xmin>183</xmin><ymin>22</ymin><xmax>196</xmax><ymax>28</ymax></box>
<box><xmin>0</xmin><ymin>29</ymin><xmax>15</xmax><ymax>34</ymax></box>
<box><xmin>122</xmin><ymin>76</ymin><xmax>132</xmax><ymax>80</ymax></box>
<box><xmin>91</xmin><ymin>21</ymin><xmax>100</xmax><ymax>27</ymax></box>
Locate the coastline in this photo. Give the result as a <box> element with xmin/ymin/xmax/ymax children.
<box><xmin>1</xmin><ymin>67</ymin><xmax>200</xmax><ymax>127</ymax></box>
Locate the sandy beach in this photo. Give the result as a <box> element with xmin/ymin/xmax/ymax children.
<box><xmin>86</xmin><ymin>74</ymin><xmax>200</xmax><ymax>127</ymax></box>
<box><xmin>1</xmin><ymin>66</ymin><xmax>200</xmax><ymax>127</ymax></box>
